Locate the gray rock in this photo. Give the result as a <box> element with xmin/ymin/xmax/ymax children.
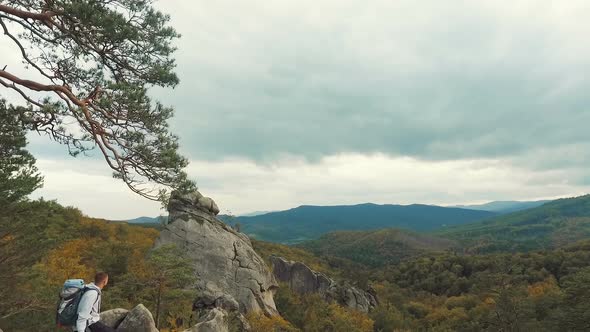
<box><xmin>184</xmin><ymin>308</ymin><xmax>251</xmax><ymax>332</ymax></box>
<box><xmin>156</xmin><ymin>191</ymin><xmax>278</xmax><ymax>316</ymax></box>
<box><xmin>325</xmin><ymin>284</ymin><xmax>377</xmax><ymax>313</ymax></box>
<box><xmin>270</xmin><ymin>256</ymin><xmax>378</xmax><ymax>313</ymax></box>
<box><xmin>272</xmin><ymin>258</ymin><xmax>331</xmax><ymax>295</ymax></box>
<box><xmin>116</xmin><ymin>304</ymin><xmax>158</xmax><ymax>332</ymax></box>
<box><xmin>100</xmin><ymin>308</ymin><xmax>129</xmax><ymax>329</ymax></box>
<box><xmin>194</xmin><ymin>292</ymin><xmax>240</xmax><ymax>312</ymax></box>
<box><xmin>197</xmin><ymin>196</ymin><xmax>220</xmax><ymax>216</ymax></box>
<box><xmin>168</xmin><ymin>190</ymin><xmax>220</xmax><ymax>217</ymax></box>
<box><xmin>184</xmin><ymin>308</ymin><xmax>228</xmax><ymax>332</ymax></box>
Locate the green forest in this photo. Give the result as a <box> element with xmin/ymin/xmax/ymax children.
<box><xmin>257</xmin><ymin>233</ymin><xmax>590</xmax><ymax>331</ymax></box>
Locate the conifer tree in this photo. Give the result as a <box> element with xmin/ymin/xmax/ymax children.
<box><xmin>0</xmin><ymin>99</ymin><xmax>42</xmax><ymax>204</ymax></box>
<box><xmin>0</xmin><ymin>1</ymin><xmax>195</xmax><ymax>200</ymax></box>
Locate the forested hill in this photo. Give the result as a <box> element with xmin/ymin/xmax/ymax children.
<box><xmin>454</xmin><ymin>200</ymin><xmax>550</xmax><ymax>214</ymax></box>
<box><xmin>301</xmin><ymin>229</ymin><xmax>455</xmax><ymax>267</ymax></box>
<box><xmin>0</xmin><ymin>200</ymin><xmax>164</xmax><ymax>330</ymax></box>
<box><xmin>232</xmin><ymin>203</ymin><xmax>495</xmax><ymax>243</ymax></box>
<box><xmin>439</xmin><ymin>194</ymin><xmax>590</xmax><ymax>253</ymax></box>
<box><xmin>255</xmin><ymin>234</ymin><xmax>590</xmax><ymax>331</ymax></box>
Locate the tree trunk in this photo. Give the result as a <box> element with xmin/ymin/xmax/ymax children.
<box><xmin>155</xmin><ymin>281</ymin><xmax>162</xmax><ymax>328</ymax></box>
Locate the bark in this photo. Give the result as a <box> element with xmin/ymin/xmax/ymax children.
<box><xmin>0</xmin><ymin>4</ymin><xmax>55</xmax><ymax>24</ymax></box>
<box><xmin>155</xmin><ymin>281</ymin><xmax>162</xmax><ymax>328</ymax></box>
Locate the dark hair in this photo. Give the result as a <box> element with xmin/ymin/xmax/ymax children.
<box><xmin>95</xmin><ymin>272</ymin><xmax>109</xmax><ymax>284</ymax></box>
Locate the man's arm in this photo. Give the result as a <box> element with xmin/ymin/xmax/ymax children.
<box><xmin>76</xmin><ymin>290</ymin><xmax>98</xmax><ymax>332</ymax></box>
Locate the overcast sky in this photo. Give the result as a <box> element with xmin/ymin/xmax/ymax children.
<box><xmin>3</xmin><ymin>0</ymin><xmax>590</xmax><ymax>219</ymax></box>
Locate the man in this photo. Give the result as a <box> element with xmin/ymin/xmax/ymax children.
<box><xmin>75</xmin><ymin>272</ymin><xmax>114</xmax><ymax>332</ymax></box>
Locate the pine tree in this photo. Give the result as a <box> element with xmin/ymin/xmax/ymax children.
<box><xmin>0</xmin><ymin>99</ymin><xmax>43</xmax><ymax>204</ymax></box>
<box><xmin>0</xmin><ymin>1</ymin><xmax>195</xmax><ymax>200</ymax></box>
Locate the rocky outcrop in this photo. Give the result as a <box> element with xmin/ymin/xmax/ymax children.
<box><xmin>167</xmin><ymin>190</ymin><xmax>220</xmax><ymax>217</ymax></box>
<box><xmin>100</xmin><ymin>308</ymin><xmax>129</xmax><ymax>329</ymax></box>
<box><xmin>272</xmin><ymin>257</ymin><xmax>332</xmax><ymax>295</ymax></box>
<box><xmin>100</xmin><ymin>304</ymin><xmax>157</xmax><ymax>331</ymax></box>
<box><xmin>184</xmin><ymin>308</ymin><xmax>228</xmax><ymax>332</ymax></box>
<box><xmin>156</xmin><ymin>191</ymin><xmax>278</xmax><ymax>317</ymax></box>
<box><xmin>116</xmin><ymin>304</ymin><xmax>159</xmax><ymax>332</ymax></box>
<box><xmin>326</xmin><ymin>285</ymin><xmax>378</xmax><ymax>313</ymax></box>
<box><xmin>182</xmin><ymin>307</ymin><xmax>252</xmax><ymax>332</ymax></box>
<box><xmin>270</xmin><ymin>256</ymin><xmax>378</xmax><ymax>313</ymax></box>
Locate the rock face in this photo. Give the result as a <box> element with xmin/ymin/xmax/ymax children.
<box><xmin>116</xmin><ymin>304</ymin><xmax>159</xmax><ymax>332</ymax></box>
<box><xmin>156</xmin><ymin>191</ymin><xmax>278</xmax><ymax>316</ymax></box>
<box><xmin>100</xmin><ymin>304</ymin><xmax>157</xmax><ymax>331</ymax></box>
<box><xmin>184</xmin><ymin>308</ymin><xmax>228</xmax><ymax>332</ymax></box>
<box><xmin>183</xmin><ymin>307</ymin><xmax>251</xmax><ymax>332</ymax></box>
<box><xmin>100</xmin><ymin>308</ymin><xmax>129</xmax><ymax>329</ymax></box>
<box><xmin>270</xmin><ymin>256</ymin><xmax>378</xmax><ymax>313</ymax></box>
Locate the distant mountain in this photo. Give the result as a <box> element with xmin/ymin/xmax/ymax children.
<box><xmin>125</xmin><ymin>216</ymin><xmax>167</xmax><ymax>224</ymax></box>
<box><xmin>454</xmin><ymin>200</ymin><xmax>551</xmax><ymax>214</ymax></box>
<box><xmin>240</xmin><ymin>211</ymin><xmax>273</xmax><ymax>217</ymax></box>
<box><xmin>440</xmin><ymin>194</ymin><xmax>590</xmax><ymax>253</ymax></box>
<box><xmin>234</xmin><ymin>203</ymin><xmax>496</xmax><ymax>244</ymax></box>
<box><xmin>301</xmin><ymin>228</ymin><xmax>455</xmax><ymax>267</ymax></box>
<box><xmin>127</xmin><ymin>212</ymin><xmax>268</xmax><ymax>224</ymax></box>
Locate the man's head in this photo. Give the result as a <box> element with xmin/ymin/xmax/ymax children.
<box><xmin>94</xmin><ymin>272</ymin><xmax>109</xmax><ymax>289</ymax></box>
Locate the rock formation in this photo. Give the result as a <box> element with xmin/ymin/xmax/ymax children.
<box><xmin>270</xmin><ymin>256</ymin><xmax>378</xmax><ymax>313</ymax></box>
<box><xmin>100</xmin><ymin>308</ymin><xmax>129</xmax><ymax>328</ymax></box>
<box><xmin>181</xmin><ymin>307</ymin><xmax>250</xmax><ymax>332</ymax></box>
<box><xmin>155</xmin><ymin>190</ymin><xmax>278</xmax><ymax>319</ymax></box>
<box><xmin>100</xmin><ymin>304</ymin><xmax>158</xmax><ymax>331</ymax></box>
<box><xmin>183</xmin><ymin>308</ymin><xmax>228</xmax><ymax>332</ymax></box>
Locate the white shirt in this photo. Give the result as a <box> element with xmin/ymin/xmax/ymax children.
<box><xmin>75</xmin><ymin>283</ymin><xmax>101</xmax><ymax>332</ymax></box>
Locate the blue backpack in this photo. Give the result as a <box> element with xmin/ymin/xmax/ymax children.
<box><xmin>55</xmin><ymin>279</ymin><xmax>97</xmax><ymax>327</ymax></box>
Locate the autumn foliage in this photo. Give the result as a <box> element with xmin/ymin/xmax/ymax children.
<box><xmin>0</xmin><ymin>200</ymin><xmax>188</xmax><ymax>331</ymax></box>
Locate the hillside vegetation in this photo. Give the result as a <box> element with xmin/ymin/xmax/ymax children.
<box><xmin>258</xmin><ymin>236</ymin><xmax>590</xmax><ymax>331</ymax></box>
<box><xmin>439</xmin><ymin>195</ymin><xmax>590</xmax><ymax>253</ymax></box>
<box><xmin>4</xmin><ymin>196</ymin><xmax>590</xmax><ymax>331</ymax></box>
<box><xmin>301</xmin><ymin>229</ymin><xmax>455</xmax><ymax>267</ymax></box>
<box><xmin>236</xmin><ymin>203</ymin><xmax>495</xmax><ymax>243</ymax></box>
<box><xmin>0</xmin><ymin>200</ymin><xmax>193</xmax><ymax>331</ymax></box>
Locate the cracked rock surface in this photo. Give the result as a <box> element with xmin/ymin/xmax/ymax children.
<box><xmin>271</xmin><ymin>256</ymin><xmax>378</xmax><ymax>313</ymax></box>
<box><xmin>155</xmin><ymin>191</ymin><xmax>278</xmax><ymax>316</ymax></box>
<box><xmin>100</xmin><ymin>304</ymin><xmax>157</xmax><ymax>331</ymax></box>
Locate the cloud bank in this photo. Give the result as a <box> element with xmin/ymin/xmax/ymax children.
<box><xmin>2</xmin><ymin>0</ymin><xmax>589</xmax><ymax>218</ymax></box>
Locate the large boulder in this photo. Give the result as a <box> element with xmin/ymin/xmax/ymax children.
<box><xmin>167</xmin><ymin>190</ymin><xmax>220</xmax><ymax>217</ymax></box>
<box><xmin>100</xmin><ymin>308</ymin><xmax>129</xmax><ymax>328</ymax></box>
<box><xmin>156</xmin><ymin>191</ymin><xmax>278</xmax><ymax>316</ymax></box>
<box><xmin>270</xmin><ymin>256</ymin><xmax>378</xmax><ymax>313</ymax></box>
<box><xmin>99</xmin><ymin>305</ymin><xmax>157</xmax><ymax>331</ymax></box>
<box><xmin>116</xmin><ymin>304</ymin><xmax>158</xmax><ymax>332</ymax></box>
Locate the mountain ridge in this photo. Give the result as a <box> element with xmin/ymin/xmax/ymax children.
<box><xmin>454</xmin><ymin>200</ymin><xmax>551</xmax><ymax>214</ymax></box>
<box><xmin>439</xmin><ymin>194</ymin><xmax>590</xmax><ymax>253</ymax></box>
<box><xmin>233</xmin><ymin>203</ymin><xmax>496</xmax><ymax>243</ymax></box>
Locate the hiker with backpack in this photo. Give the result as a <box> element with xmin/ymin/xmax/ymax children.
<box><xmin>56</xmin><ymin>272</ymin><xmax>114</xmax><ymax>332</ymax></box>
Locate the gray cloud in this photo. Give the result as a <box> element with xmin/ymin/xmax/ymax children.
<box><xmin>3</xmin><ymin>1</ymin><xmax>590</xmax><ymax>219</ymax></box>
<box><xmin>146</xmin><ymin>0</ymin><xmax>590</xmax><ymax>172</ymax></box>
